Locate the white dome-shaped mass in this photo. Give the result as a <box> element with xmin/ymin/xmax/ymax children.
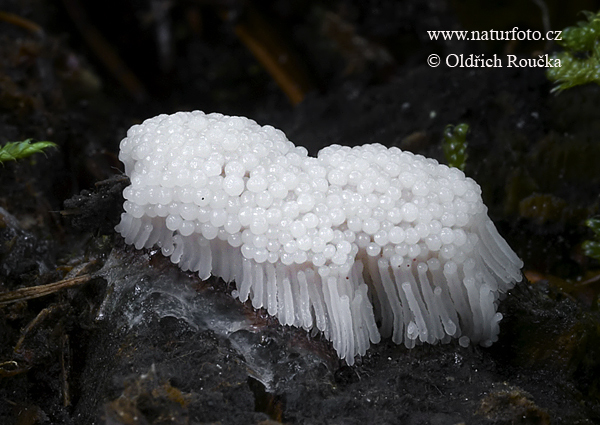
<box><xmin>115</xmin><ymin>111</ymin><xmax>523</xmax><ymax>364</ymax></box>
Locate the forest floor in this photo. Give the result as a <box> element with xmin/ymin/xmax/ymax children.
<box><xmin>1</xmin><ymin>1</ymin><xmax>599</xmax><ymax>424</ymax></box>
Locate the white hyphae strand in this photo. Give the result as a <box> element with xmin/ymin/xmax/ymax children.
<box><xmin>115</xmin><ymin>111</ymin><xmax>523</xmax><ymax>364</ymax></box>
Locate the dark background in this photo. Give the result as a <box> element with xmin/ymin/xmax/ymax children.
<box><xmin>1</xmin><ymin>0</ymin><xmax>600</xmax><ymax>424</ymax></box>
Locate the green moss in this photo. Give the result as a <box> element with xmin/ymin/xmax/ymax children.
<box><xmin>0</xmin><ymin>139</ymin><xmax>57</xmax><ymax>164</ymax></box>
<box><xmin>559</xmin><ymin>11</ymin><xmax>600</xmax><ymax>52</ymax></box>
<box><xmin>547</xmin><ymin>11</ymin><xmax>600</xmax><ymax>92</ymax></box>
<box><xmin>583</xmin><ymin>217</ymin><xmax>600</xmax><ymax>261</ymax></box>
<box><xmin>442</xmin><ymin>123</ymin><xmax>468</xmax><ymax>171</ymax></box>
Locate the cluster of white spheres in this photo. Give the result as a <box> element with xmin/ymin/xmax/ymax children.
<box><xmin>119</xmin><ymin>111</ymin><xmax>487</xmax><ymax>276</ymax></box>
<box><xmin>116</xmin><ymin>111</ymin><xmax>525</xmax><ymax>363</ymax></box>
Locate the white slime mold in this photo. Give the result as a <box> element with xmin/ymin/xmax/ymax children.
<box><xmin>115</xmin><ymin>111</ymin><xmax>523</xmax><ymax>364</ymax></box>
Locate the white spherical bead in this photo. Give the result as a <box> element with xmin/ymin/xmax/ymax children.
<box><xmin>223</xmin><ymin>176</ymin><xmax>245</xmax><ymax>197</ymax></box>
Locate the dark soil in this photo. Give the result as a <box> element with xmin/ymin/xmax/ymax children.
<box><xmin>1</xmin><ymin>1</ymin><xmax>600</xmax><ymax>424</ymax></box>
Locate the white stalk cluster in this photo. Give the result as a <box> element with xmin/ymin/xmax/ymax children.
<box><xmin>116</xmin><ymin>111</ymin><xmax>523</xmax><ymax>364</ymax></box>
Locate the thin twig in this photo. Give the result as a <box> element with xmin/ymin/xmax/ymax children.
<box><xmin>0</xmin><ymin>11</ymin><xmax>44</xmax><ymax>37</ymax></box>
<box><xmin>0</xmin><ymin>274</ymin><xmax>92</xmax><ymax>305</ymax></box>
<box><xmin>61</xmin><ymin>0</ymin><xmax>147</xmax><ymax>100</ymax></box>
<box><xmin>14</xmin><ymin>305</ymin><xmax>60</xmax><ymax>352</ymax></box>
<box><xmin>222</xmin><ymin>5</ymin><xmax>313</xmax><ymax>105</ymax></box>
<box><xmin>531</xmin><ymin>0</ymin><xmax>552</xmax><ymax>51</ymax></box>
<box><xmin>61</xmin><ymin>333</ymin><xmax>71</xmax><ymax>407</ymax></box>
